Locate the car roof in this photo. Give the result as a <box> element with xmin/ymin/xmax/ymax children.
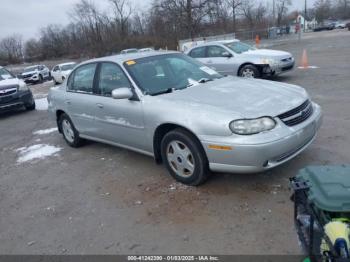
<box><xmin>81</xmin><ymin>50</ymin><xmax>180</xmax><ymax>65</ymax></box>
<box><xmin>186</xmin><ymin>39</ymin><xmax>240</xmax><ymax>52</ymax></box>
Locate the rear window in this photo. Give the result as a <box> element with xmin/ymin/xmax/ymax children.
<box><xmin>68</xmin><ymin>63</ymin><xmax>97</xmax><ymax>93</ymax></box>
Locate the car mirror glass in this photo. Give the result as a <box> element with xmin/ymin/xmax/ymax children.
<box><xmin>111</xmin><ymin>87</ymin><xmax>133</xmax><ymax>100</ymax></box>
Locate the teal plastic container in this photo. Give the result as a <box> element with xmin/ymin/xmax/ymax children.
<box><xmin>297</xmin><ymin>165</ymin><xmax>350</xmax><ymax>212</ymax></box>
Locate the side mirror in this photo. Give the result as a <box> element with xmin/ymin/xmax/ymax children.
<box><xmin>222</xmin><ymin>52</ymin><xmax>233</xmax><ymax>58</ymax></box>
<box><xmin>112</xmin><ymin>87</ymin><xmax>133</xmax><ymax>100</ymax></box>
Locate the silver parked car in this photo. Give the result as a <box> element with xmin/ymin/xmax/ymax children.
<box><xmin>48</xmin><ymin>51</ymin><xmax>322</xmax><ymax>185</ymax></box>
<box><xmin>186</xmin><ymin>40</ymin><xmax>295</xmax><ymax>78</ymax></box>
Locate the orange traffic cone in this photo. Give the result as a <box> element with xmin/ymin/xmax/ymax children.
<box><xmin>255</xmin><ymin>35</ymin><xmax>260</xmax><ymax>48</ymax></box>
<box><xmin>300</xmin><ymin>49</ymin><xmax>309</xmax><ymax>69</ymax></box>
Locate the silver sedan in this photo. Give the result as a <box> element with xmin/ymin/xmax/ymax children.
<box><xmin>48</xmin><ymin>51</ymin><xmax>322</xmax><ymax>185</ymax></box>
<box><xmin>186</xmin><ymin>40</ymin><xmax>295</xmax><ymax>78</ymax></box>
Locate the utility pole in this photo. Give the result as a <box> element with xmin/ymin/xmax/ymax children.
<box><xmin>273</xmin><ymin>0</ymin><xmax>276</xmax><ymax>27</ymax></box>
<box><xmin>304</xmin><ymin>0</ymin><xmax>307</xmax><ymax>32</ymax></box>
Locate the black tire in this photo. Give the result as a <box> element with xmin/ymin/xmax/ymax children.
<box><xmin>58</xmin><ymin>113</ymin><xmax>83</xmax><ymax>148</ymax></box>
<box><xmin>38</xmin><ymin>74</ymin><xmax>43</xmax><ymax>83</ymax></box>
<box><xmin>25</xmin><ymin>100</ymin><xmax>36</xmax><ymax>111</ymax></box>
<box><xmin>53</xmin><ymin>78</ymin><xmax>58</xmax><ymax>85</ymax></box>
<box><xmin>161</xmin><ymin>128</ymin><xmax>210</xmax><ymax>186</ymax></box>
<box><xmin>238</xmin><ymin>64</ymin><xmax>261</xmax><ymax>78</ymax></box>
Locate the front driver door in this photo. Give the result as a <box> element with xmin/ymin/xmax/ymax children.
<box><xmin>204</xmin><ymin>45</ymin><xmax>235</xmax><ymax>75</ymax></box>
<box><xmin>93</xmin><ymin>62</ymin><xmax>146</xmax><ymax>151</ymax></box>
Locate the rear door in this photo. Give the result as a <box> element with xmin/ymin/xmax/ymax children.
<box><xmin>93</xmin><ymin>62</ymin><xmax>146</xmax><ymax>150</ymax></box>
<box><xmin>65</xmin><ymin>63</ymin><xmax>99</xmax><ymax>136</ymax></box>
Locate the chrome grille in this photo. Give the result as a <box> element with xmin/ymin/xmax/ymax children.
<box><xmin>278</xmin><ymin>100</ymin><xmax>313</xmax><ymax>127</ymax></box>
<box><xmin>0</xmin><ymin>87</ymin><xmax>17</xmax><ymax>97</ymax></box>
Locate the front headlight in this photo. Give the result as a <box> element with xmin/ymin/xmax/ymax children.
<box><xmin>261</xmin><ymin>58</ymin><xmax>278</xmax><ymax>66</ymax></box>
<box><xmin>230</xmin><ymin>117</ymin><xmax>276</xmax><ymax>135</ymax></box>
<box><xmin>18</xmin><ymin>81</ymin><xmax>29</xmax><ymax>91</ymax></box>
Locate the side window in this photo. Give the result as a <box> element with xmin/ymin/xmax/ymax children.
<box><xmin>68</xmin><ymin>63</ymin><xmax>97</xmax><ymax>93</ymax></box>
<box><xmin>207</xmin><ymin>46</ymin><xmax>228</xmax><ymax>58</ymax></box>
<box><xmin>53</xmin><ymin>66</ymin><xmax>59</xmax><ymax>72</ymax></box>
<box><xmin>98</xmin><ymin>63</ymin><xmax>131</xmax><ymax>97</ymax></box>
<box><xmin>39</xmin><ymin>65</ymin><xmax>44</xmax><ymax>71</ymax></box>
<box><xmin>189</xmin><ymin>47</ymin><xmax>206</xmax><ymax>58</ymax></box>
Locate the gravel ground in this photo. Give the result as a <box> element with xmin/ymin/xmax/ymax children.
<box><xmin>0</xmin><ymin>29</ymin><xmax>350</xmax><ymax>255</ymax></box>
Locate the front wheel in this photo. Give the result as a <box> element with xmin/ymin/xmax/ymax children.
<box><xmin>25</xmin><ymin>100</ymin><xmax>36</xmax><ymax>111</ymax></box>
<box><xmin>38</xmin><ymin>74</ymin><xmax>43</xmax><ymax>83</ymax></box>
<box><xmin>238</xmin><ymin>64</ymin><xmax>260</xmax><ymax>78</ymax></box>
<box><xmin>161</xmin><ymin>129</ymin><xmax>210</xmax><ymax>186</ymax></box>
<box><xmin>58</xmin><ymin>113</ymin><xmax>83</xmax><ymax>147</ymax></box>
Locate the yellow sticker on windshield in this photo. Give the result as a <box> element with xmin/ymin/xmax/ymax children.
<box><xmin>126</xmin><ymin>60</ymin><xmax>136</xmax><ymax>66</ymax></box>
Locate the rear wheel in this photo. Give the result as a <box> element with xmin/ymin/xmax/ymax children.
<box><xmin>161</xmin><ymin>129</ymin><xmax>210</xmax><ymax>186</ymax></box>
<box><xmin>239</xmin><ymin>64</ymin><xmax>260</xmax><ymax>78</ymax></box>
<box><xmin>58</xmin><ymin>113</ymin><xmax>83</xmax><ymax>147</ymax></box>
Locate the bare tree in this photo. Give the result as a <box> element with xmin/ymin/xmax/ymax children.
<box><xmin>0</xmin><ymin>35</ymin><xmax>23</xmax><ymax>64</ymax></box>
<box><xmin>109</xmin><ymin>0</ymin><xmax>132</xmax><ymax>37</ymax></box>
<box><xmin>314</xmin><ymin>0</ymin><xmax>332</xmax><ymax>22</ymax></box>
<box><xmin>276</xmin><ymin>0</ymin><xmax>291</xmax><ymax>26</ymax></box>
<box><xmin>225</xmin><ymin>0</ymin><xmax>242</xmax><ymax>32</ymax></box>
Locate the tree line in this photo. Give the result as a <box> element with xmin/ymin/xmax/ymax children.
<box><xmin>0</xmin><ymin>0</ymin><xmax>349</xmax><ymax>65</ymax></box>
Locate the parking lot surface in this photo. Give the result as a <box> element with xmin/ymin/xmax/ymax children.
<box><xmin>1</xmin><ymin>30</ymin><xmax>350</xmax><ymax>255</ymax></box>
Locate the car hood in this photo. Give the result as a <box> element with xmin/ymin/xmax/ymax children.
<box><xmin>157</xmin><ymin>76</ymin><xmax>308</xmax><ymax>118</ymax></box>
<box><xmin>242</xmin><ymin>49</ymin><xmax>292</xmax><ymax>59</ymax></box>
<box><xmin>0</xmin><ymin>78</ymin><xmax>22</xmax><ymax>88</ymax></box>
<box><xmin>22</xmin><ymin>70</ymin><xmax>37</xmax><ymax>76</ymax></box>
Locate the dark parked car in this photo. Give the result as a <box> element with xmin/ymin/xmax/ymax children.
<box><xmin>0</xmin><ymin>66</ymin><xmax>35</xmax><ymax>112</ymax></box>
<box><xmin>313</xmin><ymin>23</ymin><xmax>335</xmax><ymax>32</ymax></box>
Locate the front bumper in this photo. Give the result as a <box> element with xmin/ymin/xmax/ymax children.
<box><xmin>263</xmin><ymin>59</ymin><xmax>295</xmax><ymax>76</ymax></box>
<box><xmin>200</xmin><ymin>103</ymin><xmax>322</xmax><ymax>174</ymax></box>
<box><xmin>23</xmin><ymin>74</ymin><xmax>40</xmax><ymax>83</ymax></box>
<box><xmin>0</xmin><ymin>89</ymin><xmax>34</xmax><ymax>112</ymax></box>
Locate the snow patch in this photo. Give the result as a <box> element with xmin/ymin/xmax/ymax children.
<box><xmin>35</xmin><ymin>98</ymin><xmax>48</xmax><ymax>111</ymax></box>
<box><xmin>16</xmin><ymin>144</ymin><xmax>62</xmax><ymax>163</ymax></box>
<box><xmin>33</xmin><ymin>128</ymin><xmax>58</xmax><ymax>135</ymax></box>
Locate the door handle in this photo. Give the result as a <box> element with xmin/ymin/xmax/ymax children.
<box><xmin>65</xmin><ymin>100</ymin><xmax>71</xmax><ymax>105</ymax></box>
<box><xmin>207</xmin><ymin>60</ymin><xmax>213</xmax><ymax>63</ymax></box>
<box><xmin>96</xmin><ymin>103</ymin><xmax>104</xmax><ymax>109</ymax></box>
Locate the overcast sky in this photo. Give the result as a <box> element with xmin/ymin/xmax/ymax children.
<box><xmin>1</xmin><ymin>0</ymin><xmax>315</xmax><ymax>40</ymax></box>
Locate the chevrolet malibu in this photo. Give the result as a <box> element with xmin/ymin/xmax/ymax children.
<box><xmin>48</xmin><ymin>51</ymin><xmax>322</xmax><ymax>186</ymax></box>
<box><xmin>186</xmin><ymin>40</ymin><xmax>295</xmax><ymax>78</ymax></box>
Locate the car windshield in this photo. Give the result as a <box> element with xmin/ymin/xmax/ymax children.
<box><xmin>24</xmin><ymin>66</ymin><xmax>38</xmax><ymax>73</ymax></box>
<box><xmin>224</xmin><ymin>41</ymin><xmax>256</xmax><ymax>54</ymax></box>
<box><xmin>124</xmin><ymin>53</ymin><xmax>222</xmax><ymax>95</ymax></box>
<box><xmin>61</xmin><ymin>64</ymin><xmax>76</xmax><ymax>71</ymax></box>
<box><xmin>0</xmin><ymin>68</ymin><xmax>14</xmax><ymax>80</ymax></box>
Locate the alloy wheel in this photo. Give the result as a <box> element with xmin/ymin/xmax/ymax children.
<box><xmin>241</xmin><ymin>68</ymin><xmax>255</xmax><ymax>78</ymax></box>
<box><xmin>62</xmin><ymin>119</ymin><xmax>75</xmax><ymax>143</ymax></box>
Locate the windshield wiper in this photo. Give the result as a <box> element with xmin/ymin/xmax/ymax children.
<box><xmin>149</xmin><ymin>88</ymin><xmax>175</xmax><ymax>96</ymax></box>
<box><xmin>198</xmin><ymin>78</ymin><xmax>214</xmax><ymax>84</ymax></box>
